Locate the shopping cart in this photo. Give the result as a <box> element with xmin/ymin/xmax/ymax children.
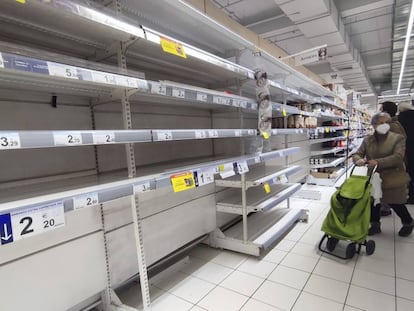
<box><xmin>318</xmin><ymin>165</ymin><xmax>376</xmax><ymax>259</ymax></box>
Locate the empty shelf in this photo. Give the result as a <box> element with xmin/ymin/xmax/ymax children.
<box><xmin>216</xmin><ymin>183</ymin><xmax>301</xmax><ymax>214</ymax></box>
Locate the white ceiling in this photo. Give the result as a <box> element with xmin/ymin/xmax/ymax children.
<box><xmin>213</xmin><ymin>0</ymin><xmax>395</xmax><ymax>95</ymax></box>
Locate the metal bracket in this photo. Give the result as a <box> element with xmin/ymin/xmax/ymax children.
<box><xmin>91</xmin><ymin>38</ymin><xmax>140</xmax><ymax>63</ymax></box>
<box><xmin>96</xmin><ymin>88</ymin><xmax>139</xmax><ymax>105</ymax></box>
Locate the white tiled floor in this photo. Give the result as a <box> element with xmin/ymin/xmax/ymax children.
<box><xmin>119</xmin><ymin>185</ymin><xmax>414</xmax><ymax>311</ymax></box>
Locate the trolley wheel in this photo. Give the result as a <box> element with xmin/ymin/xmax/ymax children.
<box><xmin>346</xmin><ymin>243</ymin><xmax>356</xmax><ymax>259</ymax></box>
<box><xmin>365</xmin><ymin>240</ymin><xmax>376</xmax><ymax>256</ymax></box>
<box><xmin>326</xmin><ymin>237</ymin><xmax>339</xmax><ymax>252</ymax></box>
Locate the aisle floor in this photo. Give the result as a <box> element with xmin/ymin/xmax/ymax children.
<box><xmin>119</xmin><ymin>185</ymin><xmax>414</xmax><ymax>311</ymax></box>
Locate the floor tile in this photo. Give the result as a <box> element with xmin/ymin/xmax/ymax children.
<box><xmin>313</xmin><ymin>259</ymin><xmax>354</xmax><ymax>283</ymax></box>
<box><xmin>275</xmin><ymin>239</ymin><xmax>296</xmax><ymax>252</ymax></box>
<box><xmin>151</xmin><ymin>292</ymin><xmax>194</xmax><ymax>311</ymax></box>
<box><xmin>343</xmin><ymin>306</ymin><xmax>364</xmax><ymax>311</ymax></box>
<box><xmin>280</xmin><ymin>252</ymin><xmax>319</xmax><ymax>273</ymax></box>
<box><xmin>180</xmin><ymin>258</ymin><xmax>233</xmax><ymax>284</ymax></box>
<box><xmin>303</xmin><ymin>274</ymin><xmax>348</xmax><ymax>304</ymax></box>
<box><xmin>220</xmin><ymin>270</ymin><xmax>264</xmax><ymax>297</ymax></box>
<box><xmin>396</xmin><ymin>262</ymin><xmax>414</xmax><ymax>281</ymax></box>
<box><xmin>283</xmin><ymin>230</ymin><xmax>303</xmax><ymax>242</ymax></box>
<box><xmin>189</xmin><ymin>245</ymin><xmax>221</xmax><ymax>261</ymax></box>
<box><xmin>253</xmin><ymin>280</ymin><xmax>300</xmax><ymax>311</ymax></box>
<box><xmin>262</xmin><ymin>248</ymin><xmax>288</xmax><ymax>264</ymax></box>
<box><xmin>190</xmin><ymin>306</ymin><xmax>207</xmax><ymax>311</ymax></box>
<box><xmin>268</xmin><ymin>265</ymin><xmax>310</xmax><ymax>290</ymax></box>
<box><xmin>154</xmin><ymin>272</ymin><xmax>215</xmax><ymax>304</ymax></box>
<box><xmin>397</xmin><ymin>297</ymin><xmax>414</xmax><ymax>311</ymax></box>
<box><xmin>291</xmin><ymin>292</ymin><xmax>343</xmax><ymax>311</ymax></box>
<box><xmin>197</xmin><ymin>286</ymin><xmax>248</xmax><ymax>311</ymax></box>
<box><xmin>291</xmin><ymin>222</ymin><xmax>309</xmax><ymax>233</ymax></box>
<box><xmin>237</xmin><ymin>257</ymin><xmax>277</xmax><ymax>279</ymax></box>
<box><xmin>290</xmin><ymin>241</ymin><xmax>321</xmax><ymax>259</ymax></box>
<box><xmin>209</xmin><ymin>250</ymin><xmax>248</xmax><ymax>269</ymax></box>
<box><xmin>346</xmin><ymin>285</ymin><xmax>395</xmax><ymax>311</ymax></box>
<box><xmin>356</xmin><ymin>255</ymin><xmax>395</xmax><ymax>277</ymax></box>
<box><xmin>240</xmin><ymin>299</ymin><xmax>283</xmax><ymax>311</ymax></box>
<box><xmin>397</xmin><ymin>278</ymin><xmax>414</xmax><ymax>301</ymax></box>
<box><xmin>351</xmin><ymin>268</ymin><xmax>395</xmax><ymax>295</ymax></box>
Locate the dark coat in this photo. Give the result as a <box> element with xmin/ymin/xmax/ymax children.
<box><xmin>353</xmin><ymin>132</ymin><xmax>407</xmax><ymax>204</ymax></box>
<box><xmin>399</xmin><ymin>110</ymin><xmax>414</xmax><ymax>158</ymax></box>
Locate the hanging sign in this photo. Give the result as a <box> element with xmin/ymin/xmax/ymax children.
<box><xmin>160</xmin><ymin>37</ymin><xmax>187</xmax><ymax>59</ymax></box>
<box><xmin>295</xmin><ymin>47</ymin><xmax>327</xmax><ymax>66</ymax></box>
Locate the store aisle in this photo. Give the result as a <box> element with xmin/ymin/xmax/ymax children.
<box><xmin>119</xmin><ymin>185</ymin><xmax>414</xmax><ymax>311</ymax></box>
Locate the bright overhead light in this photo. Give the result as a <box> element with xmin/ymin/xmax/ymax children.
<box><xmin>361</xmin><ymin>93</ymin><xmax>375</xmax><ymax>97</ymax></box>
<box><xmin>397</xmin><ymin>0</ymin><xmax>414</xmax><ymax>94</ymax></box>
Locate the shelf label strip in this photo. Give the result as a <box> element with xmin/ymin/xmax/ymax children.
<box><xmin>93</xmin><ymin>132</ymin><xmax>115</xmax><ymax>144</ymax></box>
<box><xmin>73</xmin><ymin>193</ymin><xmax>99</xmax><ymax>210</ymax></box>
<box><xmin>53</xmin><ymin>131</ymin><xmax>83</xmax><ymax>146</ymax></box>
<box><xmin>0</xmin><ymin>201</ymin><xmax>65</xmax><ymax>245</ymax></box>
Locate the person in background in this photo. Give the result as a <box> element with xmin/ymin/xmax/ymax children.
<box><xmin>353</xmin><ymin>112</ymin><xmax>414</xmax><ymax>237</ymax></box>
<box><xmin>398</xmin><ymin>100</ymin><xmax>414</xmax><ymax>204</ymax></box>
<box><xmin>378</xmin><ymin>101</ymin><xmax>406</xmax><ymax>216</ymax></box>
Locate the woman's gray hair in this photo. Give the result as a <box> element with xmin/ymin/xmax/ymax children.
<box><xmin>371</xmin><ymin>112</ymin><xmax>391</xmax><ymax>125</ymax></box>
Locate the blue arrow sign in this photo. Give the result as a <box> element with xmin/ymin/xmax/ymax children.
<box><xmin>0</xmin><ymin>213</ymin><xmax>13</xmax><ymax>245</ymax></box>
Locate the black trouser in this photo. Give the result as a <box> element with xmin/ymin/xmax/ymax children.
<box><xmin>371</xmin><ymin>203</ymin><xmax>413</xmax><ymax>224</ymax></box>
<box><xmin>407</xmin><ymin>161</ymin><xmax>414</xmax><ymax>199</ymax></box>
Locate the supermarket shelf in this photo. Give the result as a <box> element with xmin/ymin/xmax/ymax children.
<box><xmin>311</xmin><ymin>126</ymin><xmax>348</xmax><ymax>133</ymax></box>
<box><xmin>0</xmin><ymin>129</ymin><xmax>258</xmax><ymax>150</ymax></box>
<box><xmin>271</xmin><ymin>103</ymin><xmax>346</xmax><ymax>120</ymax></box>
<box><xmin>310</xmin><ymin>157</ymin><xmax>346</xmax><ymax>169</ymax></box>
<box><xmin>309</xmin><ymin>136</ymin><xmax>347</xmax><ymax>144</ymax></box>
<box><xmin>215</xmin><ymin>207</ymin><xmax>307</xmax><ymax>256</ymax></box>
<box><xmin>215</xmin><ymin>165</ymin><xmax>302</xmax><ymax>189</ymax></box>
<box><xmin>271</xmin><ymin>128</ymin><xmax>309</xmax><ymax>135</ymax></box>
<box><xmin>216</xmin><ymin>183</ymin><xmax>301</xmax><ymax>214</ymax></box>
<box><xmin>0</xmin><ymin>147</ymin><xmax>300</xmax><ymax>213</ymax></box>
<box><xmin>310</xmin><ymin>147</ymin><xmax>346</xmax><ymax>156</ymax></box>
<box><xmin>307</xmin><ymin>167</ymin><xmax>347</xmax><ymax>187</ymax></box>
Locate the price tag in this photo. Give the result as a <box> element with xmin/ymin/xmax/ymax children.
<box><xmin>151</xmin><ymin>82</ymin><xmax>167</xmax><ymax>95</ymax></box>
<box><xmin>194</xmin><ymin>169</ymin><xmax>215</xmax><ymax>187</ymax></box>
<box><xmin>197</xmin><ymin>93</ymin><xmax>208</xmax><ymax>102</ymax></box>
<box><xmin>73</xmin><ymin>193</ymin><xmax>99</xmax><ymax>210</ymax></box>
<box><xmin>54</xmin><ymin>132</ymin><xmax>83</xmax><ymax>146</ymax></box>
<box><xmin>126</xmin><ymin>78</ymin><xmax>139</xmax><ymax>88</ymax></box>
<box><xmin>263</xmin><ymin>183</ymin><xmax>271</xmax><ymax>194</ymax></box>
<box><xmin>219</xmin><ymin>163</ymin><xmax>235</xmax><ymax>178</ymax></box>
<box><xmin>170</xmin><ymin>172</ymin><xmax>196</xmax><ymax>192</ymax></box>
<box><xmin>172</xmin><ymin>88</ymin><xmax>185</xmax><ymax>98</ymax></box>
<box><xmin>0</xmin><ymin>133</ymin><xmax>21</xmax><ymax>150</ymax></box>
<box><xmin>114</xmin><ymin>75</ymin><xmax>130</xmax><ymax>87</ymax></box>
<box><xmin>262</xmin><ymin>132</ymin><xmax>270</xmax><ymax>139</ymax></box>
<box><xmin>47</xmin><ymin>62</ymin><xmax>79</xmax><ymax>80</ymax></box>
<box><xmin>0</xmin><ymin>201</ymin><xmax>65</xmax><ymax>245</ymax></box>
<box><xmin>235</xmin><ymin>130</ymin><xmax>241</xmax><ymax>137</ymax></box>
<box><xmin>240</xmin><ymin>101</ymin><xmax>248</xmax><ymax>109</ymax></box>
<box><xmin>325</xmin><ymin>127</ymin><xmax>330</xmax><ymax>133</ymax></box>
<box><xmin>160</xmin><ymin>37</ymin><xmax>187</xmax><ymax>58</ymax></box>
<box><xmin>16</xmin><ymin>0</ymin><xmax>26</xmax><ymax>4</ymax></box>
<box><xmin>254</xmin><ymin>156</ymin><xmax>261</xmax><ymax>163</ymax></box>
<box><xmin>235</xmin><ymin>161</ymin><xmax>249</xmax><ymax>174</ymax></box>
<box><xmin>282</xmin><ymin>108</ymin><xmax>287</xmax><ymax>117</ymax></box>
<box><xmin>156</xmin><ymin>131</ymin><xmax>173</xmax><ymax>141</ymax></box>
<box><xmin>134</xmin><ymin>182</ymin><xmax>151</xmax><ymax>194</ymax></box>
<box><xmin>278</xmin><ymin>174</ymin><xmax>289</xmax><ymax>184</ymax></box>
<box><xmin>208</xmin><ymin>130</ymin><xmax>219</xmax><ymax>138</ymax></box>
<box><xmin>195</xmin><ymin>131</ymin><xmax>207</xmax><ymax>139</ymax></box>
<box><xmin>0</xmin><ymin>53</ymin><xmax>4</xmax><ymax>68</ymax></box>
<box><xmin>93</xmin><ymin>132</ymin><xmax>115</xmax><ymax>144</ymax></box>
<box><xmin>248</xmin><ymin>129</ymin><xmax>256</xmax><ymax>136</ymax></box>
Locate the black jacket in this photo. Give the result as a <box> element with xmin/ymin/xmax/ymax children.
<box><xmin>399</xmin><ymin>110</ymin><xmax>414</xmax><ymax>157</ymax></box>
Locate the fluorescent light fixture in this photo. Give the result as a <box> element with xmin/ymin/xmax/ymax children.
<box><xmin>397</xmin><ymin>0</ymin><xmax>414</xmax><ymax>94</ymax></box>
<box><xmin>361</xmin><ymin>93</ymin><xmax>375</xmax><ymax>97</ymax></box>
<box><xmin>378</xmin><ymin>93</ymin><xmax>413</xmax><ymax>98</ymax></box>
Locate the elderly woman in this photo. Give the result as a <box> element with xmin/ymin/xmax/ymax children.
<box><xmin>353</xmin><ymin>112</ymin><xmax>414</xmax><ymax>237</ymax></box>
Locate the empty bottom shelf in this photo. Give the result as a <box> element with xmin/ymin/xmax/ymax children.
<box><xmin>213</xmin><ymin>207</ymin><xmax>307</xmax><ymax>256</ymax></box>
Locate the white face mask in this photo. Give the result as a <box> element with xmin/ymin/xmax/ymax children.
<box><xmin>375</xmin><ymin>123</ymin><xmax>390</xmax><ymax>135</ymax></box>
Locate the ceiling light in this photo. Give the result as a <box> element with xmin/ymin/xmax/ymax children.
<box><xmin>397</xmin><ymin>0</ymin><xmax>414</xmax><ymax>94</ymax></box>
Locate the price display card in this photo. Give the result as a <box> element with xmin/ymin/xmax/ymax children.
<box><xmin>170</xmin><ymin>172</ymin><xmax>196</xmax><ymax>193</ymax></box>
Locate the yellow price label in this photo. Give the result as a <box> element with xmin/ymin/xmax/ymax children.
<box><xmin>264</xmin><ymin>182</ymin><xmax>271</xmax><ymax>194</ymax></box>
<box><xmin>219</xmin><ymin>164</ymin><xmax>225</xmax><ymax>172</ymax></box>
<box><xmin>170</xmin><ymin>172</ymin><xmax>195</xmax><ymax>192</ymax></box>
<box><xmin>16</xmin><ymin>0</ymin><xmax>25</xmax><ymax>2</ymax></box>
<box><xmin>262</xmin><ymin>132</ymin><xmax>270</xmax><ymax>140</ymax></box>
<box><xmin>160</xmin><ymin>37</ymin><xmax>187</xmax><ymax>59</ymax></box>
<box><xmin>325</xmin><ymin>127</ymin><xmax>329</xmax><ymax>133</ymax></box>
<box><xmin>282</xmin><ymin>108</ymin><xmax>287</xmax><ymax>117</ymax></box>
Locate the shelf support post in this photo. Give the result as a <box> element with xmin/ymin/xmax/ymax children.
<box><xmin>113</xmin><ymin>1</ymin><xmax>151</xmax><ymax>310</ymax></box>
<box><xmin>241</xmin><ymin>173</ymin><xmax>248</xmax><ymax>242</ymax></box>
